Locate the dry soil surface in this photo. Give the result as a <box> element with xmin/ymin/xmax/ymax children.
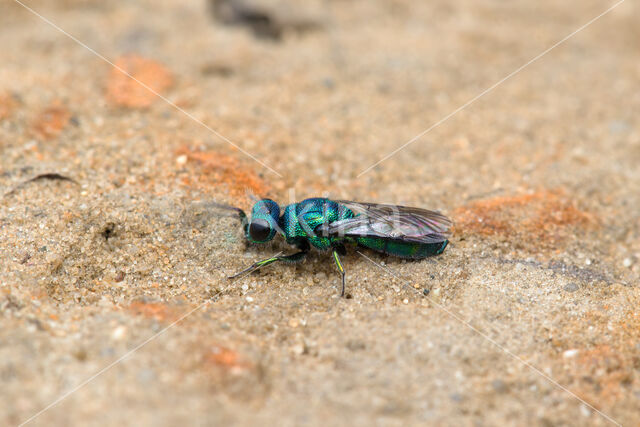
<box><xmin>1</xmin><ymin>0</ymin><xmax>639</xmax><ymax>426</ymax></box>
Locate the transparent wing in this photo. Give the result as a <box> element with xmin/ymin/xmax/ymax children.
<box><xmin>317</xmin><ymin>200</ymin><xmax>452</xmax><ymax>244</ymax></box>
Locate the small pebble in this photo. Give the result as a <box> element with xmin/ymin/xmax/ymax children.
<box><xmin>584</xmin><ymin>259</ymin><xmax>592</xmax><ymax>266</ymax></box>
<box><xmin>322</xmin><ymin>78</ymin><xmax>335</xmax><ymax>89</ymax></box>
<box><xmin>176</xmin><ymin>154</ymin><xmax>188</xmax><ymax>165</ymax></box>
<box><xmin>622</xmin><ymin>258</ymin><xmax>633</xmax><ymax>268</ymax></box>
<box><xmin>346</xmin><ymin>340</ymin><xmax>366</xmax><ymax>351</ymax></box>
<box><xmin>491</xmin><ymin>379</ymin><xmax>508</xmax><ymax>393</ymax></box>
<box><xmin>291</xmin><ymin>343</ymin><xmax>305</xmax><ymax>355</ymax></box>
<box><xmin>563</xmin><ymin>349</ymin><xmax>579</xmax><ymax>358</ymax></box>
<box><xmin>402</xmin><ymin>298</ymin><xmax>409</xmax><ymax>304</ymax></box>
<box><xmin>580</xmin><ymin>404</ymin><xmax>591</xmax><ymax>417</ymax></box>
<box><xmin>449</xmin><ymin>393</ymin><xmax>464</xmax><ymax>402</ymax></box>
<box><xmin>111</xmin><ymin>325</ymin><xmax>127</xmax><ymax>340</ymax></box>
<box><xmin>137</xmin><ymin>368</ymin><xmax>156</xmax><ymax>383</ymax></box>
<box><xmin>245</xmin><ymin>296</ymin><xmax>254</xmax><ymax>302</ymax></box>
<box><xmin>563</xmin><ymin>283</ymin><xmax>579</xmax><ymax>293</ymax></box>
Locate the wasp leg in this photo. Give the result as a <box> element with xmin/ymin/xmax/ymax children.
<box><xmin>228</xmin><ymin>250</ymin><xmax>308</xmax><ymax>280</ymax></box>
<box><xmin>332</xmin><ymin>244</ymin><xmax>347</xmax><ymax>297</ymax></box>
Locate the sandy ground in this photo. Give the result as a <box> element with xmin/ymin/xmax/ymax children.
<box><xmin>1</xmin><ymin>0</ymin><xmax>639</xmax><ymax>425</ymax></box>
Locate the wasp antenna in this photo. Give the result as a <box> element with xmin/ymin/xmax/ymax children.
<box><xmin>209</xmin><ymin>201</ymin><xmax>247</xmax><ymax>222</ymax></box>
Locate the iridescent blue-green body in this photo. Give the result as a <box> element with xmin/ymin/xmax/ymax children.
<box><xmin>220</xmin><ymin>197</ymin><xmax>452</xmax><ymax>297</ymax></box>
<box><xmin>278</xmin><ymin>198</ymin><xmax>448</xmax><ymax>258</ymax></box>
<box><xmin>280</xmin><ymin>198</ymin><xmax>354</xmax><ymax>251</ymax></box>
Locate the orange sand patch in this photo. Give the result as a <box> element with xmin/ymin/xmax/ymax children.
<box><xmin>177</xmin><ymin>147</ymin><xmax>271</xmax><ymax>202</ymax></box>
<box><xmin>0</xmin><ymin>92</ymin><xmax>17</xmax><ymax>121</ymax></box>
<box><xmin>127</xmin><ymin>301</ymin><xmax>178</xmax><ymax>322</ymax></box>
<box><xmin>106</xmin><ymin>54</ymin><xmax>173</xmax><ymax>108</ymax></box>
<box><xmin>558</xmin><ymin>301</ymin><xmax>640</xmax><ymax>407</ymax></box>
<box><xmin>454</xmin><ymin>190</ymin><xmax>595</xmax><ymax>248</ymax></box>
<box><xmin>30</xmin><ymin>103</ymin><xmax>71</xmax><ymax>140</ymax></box>
<box><xmin>203</xmin><ymin>344</ymin><xmax>251</xmax><ymax>374</ymax></box>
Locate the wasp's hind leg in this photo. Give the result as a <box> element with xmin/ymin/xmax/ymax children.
<box><xmin>331</xmin><ymin>244</ymin><xmax>347</xmax><ymax>297</ymax></box>
<box><xmin>228</xmin><ymin>240</ymin><xmax>310</xmax><ymax>280</ymax></box>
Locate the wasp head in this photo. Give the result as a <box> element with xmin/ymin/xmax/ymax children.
<box><xmin>246</xmin><ymin>199</ymin><xmax>280</xmax><ymax>243</ymax></box>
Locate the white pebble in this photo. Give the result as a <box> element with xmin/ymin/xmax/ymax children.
<box><xmin>111</xmin><ymin>325</ymin><xmax>127</xmax><ymax>341</ymax></box>
<box><xmin>563</xmin><ymin>349</ymin><xmax>579</xmax><ymax>358</ymax></box>
<box><xmin>584</xmin><ymin>259</ymin><xmax>592</xmax><ymax>266</ymax></box>
<box><xmin>580</xmin><ymin>404</ymin><xmax>591</xmax><ymax>417</ymax></box>
<box><xmin>403</xmin><ymin>298</ymin><xmax>409</xmax><ymax>304</ymax></box>
<box><xmin>245</xmin><ymin>296</ymin><xmax>254</xmax><ymax>302</ymax></box>
<box><xmin>291</xmin><ymin>343</ymin><xmax>305</xmax><ymax>355</ymax></box>
<box><xmin>622</xmin><ymin>258</ymin><xmax>633</xmax><ymax>268</ymax></box>
<box><xmin>176</xmin><ymin>154</ymin><xmax>188</xmax><ymax>165</ymax></box>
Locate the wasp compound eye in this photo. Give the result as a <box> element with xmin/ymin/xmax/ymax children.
<box><xmin>249</xmin><ymin>219</ymin><xmax>271</xmax><ymax>242</ymax></box>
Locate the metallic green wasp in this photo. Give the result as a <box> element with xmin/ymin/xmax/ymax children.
<box><xmin>215</xmin><ymin>198</ymin><xmax>451</xmax><ymax>297</ymax></box>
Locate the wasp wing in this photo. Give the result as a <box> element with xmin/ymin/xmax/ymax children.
<box><xmin>317</xmin><ymin>200</ymin><xmax>452</xmax><ymax>244</ymax></box>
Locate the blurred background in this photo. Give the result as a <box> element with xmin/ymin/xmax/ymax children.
<box><xmin>1</xmin><ymin>1</ymin><xmax>639</xmax><ymax>425</ymax></box>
